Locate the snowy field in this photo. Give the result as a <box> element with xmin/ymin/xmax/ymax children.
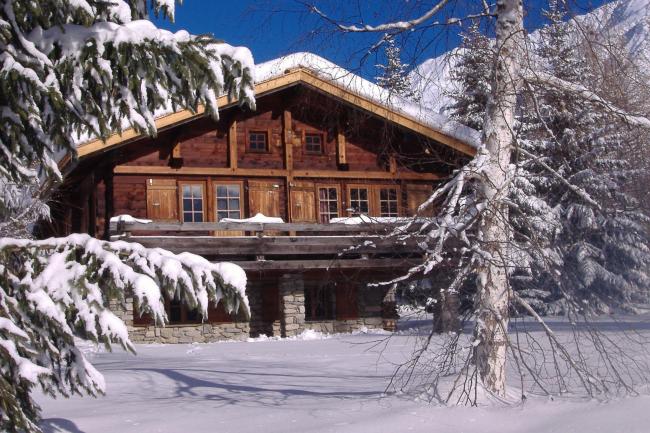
<box><xmin>36</xmin><ymin>319</ymin><xmax>650</xmax><ymax>433</ymax></box>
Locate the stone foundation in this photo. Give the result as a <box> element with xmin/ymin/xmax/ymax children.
<box><xmin>304</xmin><ymin>317</ymin><xmax>384</xmax><ymax>334</ymax></box>
<box><xmin>279</xmin><ymin>274</ymin><xmax>305</xmax><ymax>337</ymax></box>
<box><xmin>129</xmin><ymin>322</ymin><xmax>250</xmax><ymax>344</ymax></box>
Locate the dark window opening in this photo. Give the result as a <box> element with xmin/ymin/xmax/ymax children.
<box><xmin>318</xmin><ymin>187</ymin><xmax>339</xmax><ymax>223</ymax></box>
<box><xmin>305</xmin><ymin>285</ymin><xmax>334</xmax><ymax>320</ymax></box>
<box><xmin>379</xmin><ymin>187</ymin><xmax>398</xmax><ymax>217</ymax></box>
<box><xmin>167</xmin><ymin>299</ymin><xmax>200</xmax><ymax>324</ymax></box>
<box><xmin>215</xmin><ymin>184</ymin><xmax>242</xmax><ymax>220</ymax></box>
<box><xmin>248</xmin><ymin>131</ymin><xmax>268</xmax><ymax>152</ymax></box>
<box><xmin>305</xmin><ymin>133</ymin><xmax>323</xmax><ymax>154</ymax></box>
<box><xmin>349</xmin><ymin>187</ymin><xmax>370</xmax><ymax>215</ymax></box>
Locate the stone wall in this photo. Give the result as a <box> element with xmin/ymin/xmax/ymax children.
<box><xmin>279</xmin><ymin>274</ymin><xmax>305</xmax><ymax>337</ymax></box>
<box><xmin>304</xmin><ymin>317</ymin><xmax>384</xmax><ymax>334</ymax></box>
<box><xmin>109</xmin><ymin>297</ymin><xmax>250</xmax><ymax>344</ymax></box>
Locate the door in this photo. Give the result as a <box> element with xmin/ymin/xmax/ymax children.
<box><xmin>248</xmin><ymin>180</ymin><xmax>282</xmax><ymax>218</ymax></box>
<box><xmin>290</xmin><ymin>181</ymin><xmax>316</xmax><ymax>222</ymax></box>
<box><xmin>406</xmin><ymin>184</ymin><xmax>434</xmax><ymax>217</ymax></box>
<box><xmin>146</xmin><ymin>179</ymin><xmax>178</xmax><ymax>221</ymax></box>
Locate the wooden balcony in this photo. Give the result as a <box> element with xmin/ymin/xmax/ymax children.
<box><xmin>109</xmin><ymin>220</ymin><xmax>426</xmax><ymax>271</ymax></box>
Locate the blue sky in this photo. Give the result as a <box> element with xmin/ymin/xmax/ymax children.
<box><xmin>152</xmin><ymin>0</ymin><xmax>613</xmax><ymax>78</ymax></box>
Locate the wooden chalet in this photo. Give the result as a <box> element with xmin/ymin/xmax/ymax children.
<box><xmin>52</xmin><ymin>53</ymin><xmax>478</xmax><ymax>343</ymax></box>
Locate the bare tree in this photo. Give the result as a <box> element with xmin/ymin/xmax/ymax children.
<box><xmin>301</xmin><ymin>0</ymin><xmax>650</xmax><ymax>402</ymax></box>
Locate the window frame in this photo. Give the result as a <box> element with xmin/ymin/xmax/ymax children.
<box><xmin>247</xmin><ymin>130</ymin><xmax>269</xmax><ymax>153</ymax></box>
<box><xmin>179</xmin><ymin>181</ymin><xmax>206</xmax><ymax>223</ymax></box>
<box><xmin>346</xmin><ymin>184</ymin><xmax>371</xmax><ymax>216</ymax></box>
<box><xmin>376</xmin><ymin>185</ymin><xmax>400</xmax><ymax>217</ymax></box>
<box><xmin>304</xmin><ymin>132</ymin><xmax>324</xmax><ymax>155</ymax></box>
<box><xmin>316</xmin><ymin>184</ymin><xmax>341</xmax><ymax>223</ymax></box>
<box><xmin>213</xmin><ymin>181</ymin><xmax>244</xmax><ymax>222</ymax></box>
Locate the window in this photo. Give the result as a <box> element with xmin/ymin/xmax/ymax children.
<box><xmin>215</xmin><ymin>183</ymin><xmax>242</xmax><ymax>221</ymax></box>
<box><xmin>167</xmin><ymin>299</ymin><xmax>199</xmax><ymax>324</ymax></box>
<box><xmin>248</xmin><ymin>131</ymin><xmax>268</xmax><ymax>152</ymax></box>
<box><xmin>305</xmin><ymin>133</ymin><xmax>323</xmax><ymax>154</ymax></box>
<box><xmin>305</xmin><ymin>284</ymin><xmax>334</xmax><ymax>320</ymax></box>
<box><xmin>181</xmin><ymin>184</ymin><xmax>204</xmax><ymax>222</ymax></box>
<box><xmin>379</xmin><ymin>187</ymin><xmax>398</xmax><ymax>217</ymax></box>
<box><xmin>318</xmin><ymin>186</ymin><xmax>339</xmax><ymax>223</ymax></box>
<box><xmin>348</xmin><ymin>187</ymin><xmax>370</xmax><ymax>215</ymax></box>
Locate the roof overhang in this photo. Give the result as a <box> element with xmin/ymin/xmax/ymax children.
<box><xmin>74</xmin><ymin>67</ymin><xmax>477</xmax><ymax>161</ymax></box>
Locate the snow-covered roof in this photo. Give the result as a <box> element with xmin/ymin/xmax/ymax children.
<box><xmin>254</xmin><ymin>52</ymin><xmax>481</xmax><ymax>150</ymax></box>
<box><xmin>74</xmin><ymin>52</ymin><xmax>480</xmax><ymax>159</ymax></box>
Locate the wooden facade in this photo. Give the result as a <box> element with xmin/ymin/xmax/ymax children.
<box><xmin>52</xmin><ymin>65</ymin><xmax>474</xmax><ymax>343</ymax></box>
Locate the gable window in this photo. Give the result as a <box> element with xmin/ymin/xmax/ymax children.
<box><xmin>318</xmin><ymin>186</ymin><xmax>339</xmax><ymax>223</ymax></box>
<box><xmin>379</xmin><ymin>187</ymin><xmax>399</xmax><ymax>217</ymax></box>
<box><xmin>215</xmin><ymin>183</ymin><xmax>242</xmax><ymax>221</ymax></box>
<box><xmin>305</xmin><ymin>133</ymin><xmax>323</xmax><ymax>154</ymax></box>
<box><xmin>348</xmin><ymin>186</ymin><xmax>370</xmax><ymax>215</ymax></box>
<box><xmin>167</xmin><ymin>299</ymin><xmax>199</xmax><ymax>324</ymax></box>
<box><xmin>248</xmin><ymin>131</ymin><xmax>268</xmax><ymax>152</ymax></box>
<box><xmin>181</xmin><ymin>183</ymin><xmax>204</xmax><ymax>222</ymax></box>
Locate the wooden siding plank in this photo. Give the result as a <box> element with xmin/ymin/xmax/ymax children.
<box><xmin>228</xmin><ymin>120</ymin><xmax>238</xmax><ymax>170</ymax></box>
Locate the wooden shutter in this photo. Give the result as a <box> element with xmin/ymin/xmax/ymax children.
<box><xmin>289</xmin><ymin>181</ymin><xmax>316</xmax><ymax>222</ymax></box>
<box><xmin>335</xmin><ymin>284</ymin><xmax>358</xmax><ymax>320</ymax></box>
<box><xmin>406</xmin><ymin>184</ymin><xmax>434</xmax><ymax>217</ymax></box>
<box><xmin>248</xmin><ymin>180</ymin><xmax>282</xmax><ymax>217</ymax></box>
<box><xmin>146</xmin><ymin>179</ymin><xmax>178</xmax><ymax>221</ymax></box>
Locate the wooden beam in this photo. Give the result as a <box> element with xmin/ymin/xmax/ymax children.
<box><xmin>228</xmin><ymin>120</ymin><xmax>238</xmax><ymax>170</ymax></box>
<box><xmin>232</xmin><ymin>258</ymin><xmax>420</xmax><ymax>271</ymax></box>
<box><xmin>113</xmin><ymin>165</ymin><xmax>441</xmax><ymax>180</ymax></box>
<box><xmin>389</xmin><ymin>155</ymin><xmax>397</xmax><ymax>175</ymax></box>
<box><xmin>283</xmin><ymin>110</ymin><xmax>293</xmax><ymax>170</ymax></box>
<box><xmin>109</xmin><ymin>220</ymin><xmax>421</xmax><ymax>234</ymax></box>
<box><xmin>336</xmin><ymin>128</ymin><xmax>347</xmax><ymax>165</ymax></box>
<box><xmin>171</xmin><ymin>141</ymin><xmax>182</xmax><ymax>159</ymax></box>
<box><xmin>114</xmin><ymin>235</ymin><xmax>423</xmax><ymax>256</ymax></box>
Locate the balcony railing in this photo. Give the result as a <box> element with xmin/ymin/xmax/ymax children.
<box><xmin>109</xmin><ymin>219</ymin><xmax>426</xmax><ymax>271</ymax></box>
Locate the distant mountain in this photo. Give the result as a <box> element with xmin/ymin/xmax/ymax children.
<box><xmin>410</xmin><ymin>0</ymin><xmax>650</xmax><ymax>113</ymax></box>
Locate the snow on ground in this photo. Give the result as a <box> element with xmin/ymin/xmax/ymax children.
<box><xmin>37</xmin><ymin>320</ymin><xmax>650</xmax><ymax>433</ymax></box>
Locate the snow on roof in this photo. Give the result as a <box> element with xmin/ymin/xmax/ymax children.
<box><xmin>74</xmin><ymin>51</ymin><xmax>481</xmax><ymax>151</ymax></box>
<box><xmin>255</xmin><ymin>52</ymin><xmax>481</xmax><ymax>149</ymax></box>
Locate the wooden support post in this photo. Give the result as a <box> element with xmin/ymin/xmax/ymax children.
<box><xmin>336</xmin><ymin>128</ymin><xmax>347</xmax><ymax>166</ymax></box>
<box><xmin>283</xmin><ymin>110</ymin><xmax>293</xmax><ymax>171</ymax></box>
<box><xmin>172</xmin><ymin>141</ymin><xmax>182</xmax><ymax>159</ymax></box>
<box><xmin>228</xmin><ymin>120</ymin><xmax>238</xmax><ymax>170</ymax></box>
<box><xmin>389</xmin><ymin>154</ymin><xmax>397</xmax><ymax>175</ymax></box>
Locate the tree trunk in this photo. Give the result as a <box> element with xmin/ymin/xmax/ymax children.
<box><xmin>473</xmin><ymin>0</ymin><xmax>524</xmax><ymax>397</ymax></box>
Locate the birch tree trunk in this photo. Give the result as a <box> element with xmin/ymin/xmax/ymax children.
<box><xmin>473</xmin><ymin>0</ymin><xmax>524</xmax><ymax>397</ymax></box>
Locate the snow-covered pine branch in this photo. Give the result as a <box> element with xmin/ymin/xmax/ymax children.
<box><xmin>0</xmin><ymin>234</ymin><xmax>247</xmax><ymax>432</ymax></box>
<box><xmin>0</xmin><ymin>0</ymin><xmax>255</xmax><ymax>184</ymax></box>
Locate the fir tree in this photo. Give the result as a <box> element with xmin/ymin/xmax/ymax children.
<box><xmin>376</xmin><ymin>35</ymin><xmax>419</xmax><ymax>101</ymax></box>
<box><xmin>445</xmin><ymin>21</ymin><xmax>492</xmax><ymax>131</ymax></box>
<box><xmin>515</xmin><ymin>2</ymin><xmax>650</xmax><ymax>313</ymax></box>
<box><xmin>0</xmin><ymin>1</ymin><xmax>255</xmax><ymax>431</ymax></box>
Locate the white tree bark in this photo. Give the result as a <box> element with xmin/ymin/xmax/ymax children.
<box><xmin>473</xmin><ymin>0</ymin><xmax>524</xmax><ymax>397</ymax></box>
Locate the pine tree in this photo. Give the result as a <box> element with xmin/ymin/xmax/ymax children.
<box><xmin>0</xmin><ymin>1</ymin><xmax>255</xmax><ymax>431</ymax></box>
<box><xmin>376</xmin><ymin>35</ymin><xmax>419</xmax><ymax>101</ymax></box>
<box><xmin>516</xmin><ymin>2</ymin><xmax>650</xmax><ymax>313</ymax></box>
<box><xmin>445</xmin><ymin>21</ymin><xmax>492</xmax><ymax>131</ymax></box>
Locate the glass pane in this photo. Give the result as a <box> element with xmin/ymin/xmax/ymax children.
<box><xmin>319</xmin><ymin>189</ymin><xmax>327</xmax><ymax>200</ymax></box>
<box><xmin>195</xmin><ymin>199</ymin><xmax>203</xmax><ymax>212</ymax></box>
<box><xmin>329</xmin><ymin>202</ymin><xmax>338</xmax><ymax>213</ymax></box>
<box><xmin>182</xmin><ymin>185</ymin><xmax>191</xmax><ymax>198</ymax></box>
<box><xmin>389</xmin><ymin>189</ymin><xmax>397</xmax><ymax>200</ymax></box>
<box><xmin>217</xmin><ymin>186</ymin><xmax>227</xmax><ymax>197</ymax></box>
<box><xmin>217</xmin><ymin>211</ymin><xmax>228</xmax><ymax>220</ymax></box>
<box><xmin>360</xmin><ymin>202</ymin><xmax>369</xmax><ymax>213</ymax></box>
<box><xmin>381</xmin><ymin>203</ymin><xmax>388</xmax><ymax>214</ymax></box>
<box><xmin>217</xmin><ymin>199</ymin><xmax>227</xmax><ymax>210</ymax></box>
<box><xmin>351</xmin><ymin>189</ymin><xmax>358</xmax><ymax>200</ymax></box>
<box><xmin>229</xmin><ymin>199</ymin><xmax>240</xmax><ymax>210</ymax></box>
<box><xmin>320</xmin><ymin>201</ymin><xmax>328</xmax><ymax>213</ymax></box>
<box><xmin>380</xmin><ymin>189</ymin><xmax>387</xmax><ymax>200</ymax></box>
<box><xmin>360</xmin><ymin>189</ymin><xmax>368</xmax><ymax>200</ymax></box>
<box><xmin>228</xmin><ymin>211</ymin><xmax>240</xmax><ymax>219</ymax></box>
<box><xmin>195</xmin><ymin>213</ymin><xmax>203</xmax><ymax>223</ymax></box>
<box><xmin>183</xmin><ymin>212</ymin><xmax>193</xmax><ymax>222</ymax></box>
<box><xmin>227</xmin><ymin>185</ymin><xmax>240</xmax><ymax>197</ymax></box>
<box><xmin>192</xmin><ymin>185</ymin><xmax>202</xmax><ymax>197</ymax></box>
<box><xmin>329</xmin><ymin>188</ymin><xmax>337</xmax><ymax>199</ymax></box>
<box><xmin>183</xmin><ymin>198</ymin><xmax>192</xmax><ymax>212</ymax></box>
